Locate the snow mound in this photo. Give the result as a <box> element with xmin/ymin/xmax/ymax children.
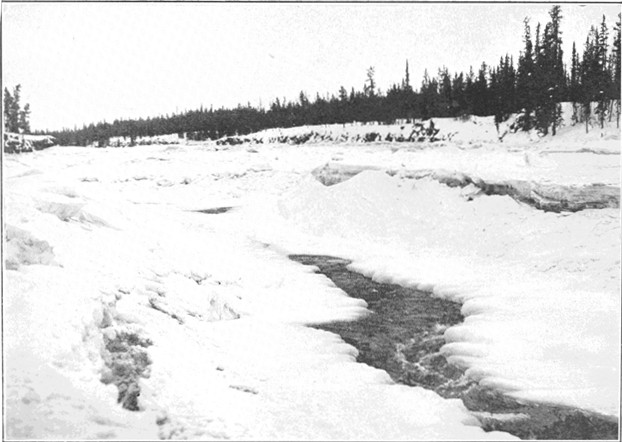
<box><xmin>4</xmin><ymin>225</ymin><xmax>56</xmax><ymax>269</ymax></box>
<box><xmin>312</xmin><ymin>163</ymin><xmax>383</xmax><ymax>186</ymax></box>
<box><xmin>312</xmin><ymin>162</ymin><xmax>619</xmax><ymax>212</ymax></box>
<box><xmin>35</xmin><ymin>194</ymin><xmax>111</xmax><ymax>227</ymax></box>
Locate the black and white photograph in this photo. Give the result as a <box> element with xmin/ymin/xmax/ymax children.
<box><xmin>2</xmin><ymin>2</ymin><xmax>621</xmax><ymax>440</ymax></box>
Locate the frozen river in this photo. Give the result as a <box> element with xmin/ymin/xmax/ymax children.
<box><xmin>4</xmin><ymin>117</ymin><xmax>619</xmax><ymax>439</ymax></box>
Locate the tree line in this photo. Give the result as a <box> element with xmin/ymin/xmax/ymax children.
<box><xmin>44</xmin><ymin>6</ymin><xmax>620</xmax><ymax>146</ymax></box>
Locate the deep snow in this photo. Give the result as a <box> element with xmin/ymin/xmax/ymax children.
<box><xmin>3</xmin><ymin>111</ymin><xmax>619</xmax><ymax>439</ymax></box>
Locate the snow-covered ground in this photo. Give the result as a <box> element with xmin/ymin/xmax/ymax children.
<box><xmin>3</xmin><ymin>112</ymin><xmax>619</xmax><ymax>439</ymax></box>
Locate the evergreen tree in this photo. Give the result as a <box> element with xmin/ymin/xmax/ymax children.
<box><xmin>3</xmin><ymin>88</ymin><xmax>15</xmax><ymax>132</ymax></box>
<box><xmin>364</xmin><ymin>66</ymin><xmax>376</xmax><ymax>97</ymax></box>
<box><xmin>534</xmin><ymin>7</ymin><xmax>564</xmax><ymax>135</ymax></box>
<box><xmin>507</xmin><ymin>55</ymin><xmax>518</xmax><ymax>114</ymax></box>
<box><xmin>489</xmin><ymin>55</ymin><xmax>516</xmax><ymax>125</ymax></box>
<box><xmin>438</xmin><ymin>67</ymin><xmax>453</xmax><ymax>116</ymax></box>
<box><xmin>581</xmin><ymin>27</ymin><xmax>599</xmax><ymax>133</ymax></box>
<box><xmin>451</xmin><ymin>72</ymin><xmax>467</xmax><ymax>116</ymax></box>
<box><xmin>546</xmin><ymin>6</ymin><xmax>564</xmax><ymax>135</ymax></box>
<box><xmin>3</xmin><ymin>85</ymin><xmax>30</xmax><ymax>133</ymax></box>
<box><xmin>498</xmin><ymin>54</ymin><xmax>517</xmax><ymax>117</ymax></box>
<box><xmin>9</xmin><ymin>85</ymin><xmax>22</xmax><ymax>132</ymax></box>
<box><xmin>489</xmin><ymin>67</ymin><xmax>502</xmax><ymax>126</ymax></box>
<box><xmin>569</xmin><ymin>42</ymin><xmax>582</xmax><ymax>124</ymax></box>
<box><xmin>403</xmin><ymin>60</ymin><xmax>411</xmax><ymax>90</ymax></box>
<box><xmin>595</xmin><ymin>15</ymin><xmax>610</xmax><ymax>128</ymax></box>
<box><xmin>338</xmin><ymin>86</ymin><xmax>348</xmax><ymax>102</ymax></box>
<box><xmin>463</xmin><ymin>66</ymin><xmax>476</xmax><ymax>116</ymax></box>
<box><xmin>19</xmin><ymin>103</ymin><xmax>31</xmax><ymax>133</ymax></box>
<box><xmin>533</xmin><ymin>21</ymin><xmax>553</xmax><ymax>134</ymax></box>
<box><xmin>613</xmin><ymin>14</ymin><xmax>621</xmax><ymax>126</ymax></box>
<box><xmin>517</xmin><ymin>18</ymin><xmax>536</xmax><ymax>129</ymax></box>
<box><xmin>420</xmin><ymin>69</ymin><xmax>439</xmax><ymax>119</ymax></box>
<box><xmin>472</xmin><ymin>62</ymin><xmax>489</xmax><ymax>116</ymax></box>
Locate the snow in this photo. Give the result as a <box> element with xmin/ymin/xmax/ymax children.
<box><xmin>107</xmin><ymin>132</ymin><xmax>184</xmax><ymax>147</ymax></box>
<box><xmin>3</xmin><ymin>110</ymin><xmax>619</xmax><ymax>439</ymax></box>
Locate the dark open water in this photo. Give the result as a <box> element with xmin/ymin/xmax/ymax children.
<box><xmin>290</xmin><ymin>254</ymin><xmax>618</xmax><ymax>440</ymax></box>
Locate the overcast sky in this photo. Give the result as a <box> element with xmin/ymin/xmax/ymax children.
<box><xmin>3</xmin><ymin>3</ymin><xmax>620</xmax><ymax>131</ymax></box>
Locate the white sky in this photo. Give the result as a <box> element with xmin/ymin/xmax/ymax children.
<box><xmin>3</xmin><ymin>3</ymin><xmax>620</xmax><ymax>131</ymax></box>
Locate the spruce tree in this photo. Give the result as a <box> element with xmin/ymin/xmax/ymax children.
<box><xmin>18</xmin><ymin>103</ymin><xmax>31</xmax><ymax>133</ymax></box>
<box><xmin>3</xmin><ymin>88</ymin><xmax>14</xmax><ymax>132</ymax></box>
<box><xmin>439</xmin><ymin>67</ymin><xmax>453</xmax><ymax>116</ymax></box>
<box><xmin>569</xmin><ymin>42</ymin><xmax>581</xmax><ymax>124</ymax></box>
<box><xmin>499</xmin><ymin>55</ymin><xmax>516</xmax><ymax>117</ymax></box>
<box><xmin>595</xmin><ymin>16</ymin><xmax>610</xmax><ymax>128</ymax></box>
<box><xmin>533</xmin><ymin>22</ymin><xmax>552</xmax><ymax>134</ymax></box>
<box><xmin>517</xmin><ymin>18</ymin><xmax>536</xmax><ymax>129</ymax></box>
<box><xmin>404</xmin><ymin>60</ymin><xmax>411</xmax><ymax>90</ymax></box>
<box><xmin>464</xmin><ymin>66</ymin><xmax>476</xmax><ymax>116</ymax></box>
<box><xmin>3</xmin><ymin>85</ymin><xmax>30</xmax><ymax>133</ymax></box>
<box><xmin>581</xmin><ymin>28</ymin><xmax>599</xmax><ymax>133</ymax></box>
<box><xmin>545</xmin><ymin>5</ymin><xmax>564</xmax><ymax>135</ymax></box>
<box><xmin>613</xmin><ymin>14</ymin><xmax>621</xmax><ymax>126</ymax></box>
<box><xmin>489</xmin><ymin>67</ymin><xmax>502</xmax><ymax>126</ymax></box>
<box><xmin>364</xmin><ymin>67</ymin><xmax>376</xmax><ymax>98</ymax></box>
<box><xmin>451</xmin><ymin>72</ymin><xmax>467</xmax><ymax>116</ymax></box>
<box><xmin>9</xmin><ymin>85</ymin><xmax>22</xmax><ymax>132</ymax></box>
<box><xmin>420</xmin><ymin>69</ymin><xmax>440</xmax><ymax>119</ymax></box>
<box><xmin>473</xmin><ymin>62</ymin><xmax>489</xmax><ymax>116</ymax></box>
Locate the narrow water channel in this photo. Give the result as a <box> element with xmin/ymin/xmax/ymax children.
<box><xmin>289</xmin><ymin>254</ymin><xmax>618</xmax><ymax>440</ymax></box>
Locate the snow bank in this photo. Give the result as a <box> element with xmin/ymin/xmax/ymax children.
<box><xmin>107</xmin><ymin>132</ymin><xmax>185</xmax><ymax>147</ymax></box>
<box><xmin>217</xmin><ymin>115</ymin><xmax>502</xmax><ymax>146</ymax></box>
<box><xmin>4</xmin><ymin>132</ymin><xmax>56</xmax><ymax>153</ymax></box>
<box><xmin>215</xmin><ymin>102</ymin><xmax>620</xmax><ymax>148</ymax></box>
<box><xmin>313</xmin><ymin>163</ymin><xmax>619</xmax><ymax>211</ymax></box>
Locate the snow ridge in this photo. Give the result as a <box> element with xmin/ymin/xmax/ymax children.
<box><xmin>313</xmin><ymin>163</ymin><xmax>620</xmax><ymax>212</ymax></box>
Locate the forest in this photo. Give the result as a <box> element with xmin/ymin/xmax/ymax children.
<box><xmin>34</xmin><ymin>7</ymin><xmax>621</xmax><ymax>146</ymax></box>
